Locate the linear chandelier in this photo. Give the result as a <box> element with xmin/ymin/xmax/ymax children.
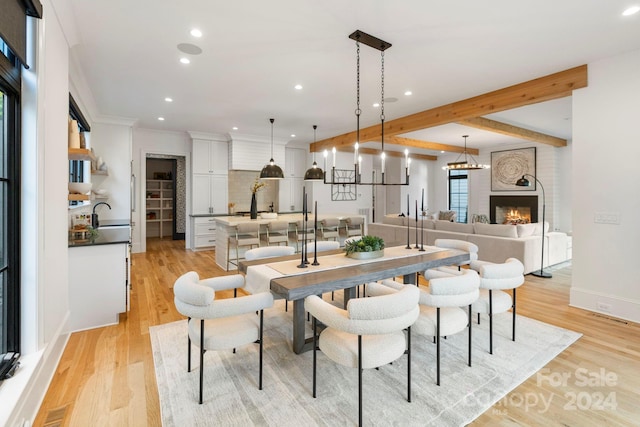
<box><xmin>442</xmin><ymin>135</ymin><xmax>490</xmax><ymax>171</ymax></box>
<box><xmin>315</xmin><ymin>30</ymin><xmax>409</xmax><ymax>186</ymax></box>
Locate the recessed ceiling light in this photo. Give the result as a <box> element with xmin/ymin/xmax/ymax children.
<box><xmin>158</xmin><ymin>117</ymin><xmax>165</xmax><ymax>121</ymax></box>
<box><xmin>294</xmin><ymin>84</ymin><xmax>303</xmax><ymax>90</ymax></box>
<box><xmin>164</xmin><ymin>97</ymin><xmax>173</xmax><ymax>102</ymax></box>
<box><xmin>622</xmin><ymin>5</ymin><xmax>640</xmax><ymax>15</ymax></box>
<box><xmin>404</xmin><ymin>91</ymin><xmax>412</xmax><ymax>96</ymax></box>
<box><xmin>190</xmin><ymin>28</ymin><xmax>203</xmax><ymax>37</ymax></box>
<box><xmin>291</xmin><ymin>134</ymin><xmax>296</xmax><ymax>138</ymax></box>
<box><xmin>232</xmin><ymin>126</ymin><xmax>238</xmax><ymax>130</ymax></box>
<box><xmin>179</xmin><ymin>57</ymin><xmax>190</xmax><ymax>64</ymax></box>
<box><xmin>373</xmin><ymin>103</ymin><xmax>380</xmax><ymax>108</ymax></box>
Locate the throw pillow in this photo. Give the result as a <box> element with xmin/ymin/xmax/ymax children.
<box><xmin>438</xmin><ymin>210</ymin><xmax>457</xmax><ymax>222</ymax></box>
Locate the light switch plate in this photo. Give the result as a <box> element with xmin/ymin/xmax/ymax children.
<box><xmin>594</xmin><ymin>212</ymin><xmax>620</xmax><ymax>225</ymax></box>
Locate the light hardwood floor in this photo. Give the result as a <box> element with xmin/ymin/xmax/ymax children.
<box><xmin>34</xmin><ymin>238</ymin><xmax>640</xmax><ymax>426</ymax></box>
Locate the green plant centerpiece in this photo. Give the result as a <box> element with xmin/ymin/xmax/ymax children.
<box><xmin>344</xmin><ymin>235</ymin><xmax>385</xmax><ymax>259</ymax></box>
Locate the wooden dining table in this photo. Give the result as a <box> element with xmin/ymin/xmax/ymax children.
<box><xmin>239</xmin><ymin>245</ymin><xmax>470</xmax><ymax>354</ymax></box>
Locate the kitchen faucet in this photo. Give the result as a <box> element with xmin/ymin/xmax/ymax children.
<box><xmin>269</xmin><ymin>202</ymin><xmax>274</xmax><ymax>212</ymax></box>
<box><xmin>92</xmin><ymin>202</ymin><xmax>111</xmax><ymax>228</ymax></box>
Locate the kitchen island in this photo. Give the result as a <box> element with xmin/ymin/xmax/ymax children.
<box><xmin>68</xmin><ymin>226</ymin><xmax>131</xmax><ymax>331</ymax></box>
<box><xmin>214</xmin><ymin>213</ymin><xmax>366</xmax><ymax>270</ymax></box>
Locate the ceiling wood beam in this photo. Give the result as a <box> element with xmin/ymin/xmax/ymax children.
<box><xmin>385</xmin><ymin>136</ymin><xmax>479</xmax><ymax>155</ymax></box>
<box><xmin>457</xmin><ymin>117</ymin><xmax>567</xmax><ymax>147</ymax></box>
<box><xmin>333</xmin><ymin>145</ymin><xmax>437</xmax><ymax>161</ymax></box>
<box><xmin>310</xmin><ymin>64</ymin><xmax>587</xmax><ymax>152</ymax></box>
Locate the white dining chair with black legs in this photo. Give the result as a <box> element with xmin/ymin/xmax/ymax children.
<box><xmin>471</xmin><ymin>258</ymin><xmax>525</xmax><ymax>354</ymax></box>
<box><xmin>243</xmin><ymin>245</ymin><xmax>295</xmax><ymax>311</ymax></box>
<box><xmin>305</xmin><ymin>284</ymin><xmax>419</xmax><ymax>427</ymax></box>
<box><xmin>370</xmin><ymin>269</ymin><xmax>479</xmax><ymax>386</ymax></box>
<box><xmin>173</xmin><ymin>271</ymin><xmax>274</xmax><ymax>404</ymax></box>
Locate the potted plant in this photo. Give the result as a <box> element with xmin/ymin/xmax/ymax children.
<box><xmin>344</xmin><ymin>235</ymin><xmax>385</xmax><ymax>259</ymax></box>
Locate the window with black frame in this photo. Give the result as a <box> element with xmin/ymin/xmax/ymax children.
<box><xmin>0</xmin><ymin>37</ymin><xmax>20</xmax><ymax>367</ymax></box>
<box><xmin>0</xmin><ymin>0</ymin><xmax>43</xmax><ymax>379</ymax></box>
<box><xmin>448</xmin><ymin>169</ymin><xmax>468</xmax><ymax>223</ymax></box>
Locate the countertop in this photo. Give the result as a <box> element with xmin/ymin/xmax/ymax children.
<box><xmin>190</xmin><ymin>212</ymin><xmax>304</xmax><ymax>218</ymax></box>
<box><xmin>98</xmin><ymin>219</ymin><xmax>131</xmax><ymax>227</ymax></box>
<box><xmin>68</xmin><ymin>227</ymin><xmax>131</xmax><ymax>248</ymax></box>
<box><xmin>213</xmin><ymin>212</ymin><xmax>362</xmax><ymax>226</ymax></box>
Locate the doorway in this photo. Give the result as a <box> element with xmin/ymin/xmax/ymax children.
<box><xmin>145</xmin><ymin>157</ymin><xmax>186</xmax><ymax>240</ymax></box>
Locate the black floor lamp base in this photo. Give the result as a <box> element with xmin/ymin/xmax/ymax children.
<box><xmin>531</xmin><ymin>269</ymin><xmax>552</xmax><ymax>278</ymax></box>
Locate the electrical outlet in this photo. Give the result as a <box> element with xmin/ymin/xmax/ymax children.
<box><xmin>596</xmin><ymin>302</ymin><xmax>611</xmax><ymax>312</ymax></box>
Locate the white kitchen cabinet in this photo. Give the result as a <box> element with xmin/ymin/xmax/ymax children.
<box><xmin>285</xmin><ymin>148</ymin><xmax>307</xmax><ymax>178</ymax></box>
<box><xmin>193</xmin><ymin>174</ymin><xmax>228</xmax><ymax>215</ymax></box>
<box><xmin>192</xmin><ymin>139</ymin><xmax>228</xmax><ymax>175</ymax></box>
<box><xmin>192</xmin><ymin>216</ymin><xmax>217</xmax><ymax>249</ymax></box>
<box><xmin>68</xmin><ymin>242</ymin><xmax>129</xmax><ymax>331</ymax></box>
<box><xmin>279</xmin><ymin>177</ymin><xmax>304</xmax><ymax>212</ymax></box>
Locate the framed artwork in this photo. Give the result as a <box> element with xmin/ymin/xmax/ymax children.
<box><xmin>331</xmin><ymin>169</ymin><xmax>357</xmax><ymax>201</ymax></box>
<box><xmin>491</xmin><ymin>147</ymin><xmax>536</xmax><ymax>191</ymax></box>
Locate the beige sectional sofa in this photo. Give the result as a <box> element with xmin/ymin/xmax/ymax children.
<box><xmin>369</xmin><ymin>215</ymin><xmax>571</xmax><ymax>275</ymax></box>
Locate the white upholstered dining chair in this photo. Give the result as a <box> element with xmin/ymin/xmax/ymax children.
<box><xmin>471</xmin><ymin>258</ymin><xmax>525</xmax><ymax>354</ymax></box>
<box><xmin>370</xmin><ymin>269</ymin><xmax>480</xmax><ymax>386</ymax></box>
<box><xmin>305</xmin><ymin>284</ymin><xmax>420</xmax><ymax>426</ymax></box>
<box><xmin>243</xmin><ymin>245</ymin><xmax>295</xmax><ymax>311</ymax></box>
<box><xmin>173</xmin><ymin>271</ymin><xmax>273</xmax><ymax>404</ymax></box>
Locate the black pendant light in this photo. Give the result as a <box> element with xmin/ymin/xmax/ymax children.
<box><xmin>304</xmin><ymin>125</ymin><xmax>324</xmax><ymax>181</ymax></box>
<box><xmin>260</xmin><ymin>118</ymin><xmax>284</xmax><ymax>179</ymax></box>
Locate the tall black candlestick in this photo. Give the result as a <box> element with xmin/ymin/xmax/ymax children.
<box><xmin>415</xmin><ymin>200</ymin><xmax>419</xmax><ymax>249</ymax></box>
<box><xmin>312</xmin><ymin>201</ymin><xmax>319</xmax><ymax>265</ymax></box>
<box><xmin>298</xmin><ymin>187</ymin><xmax>307</xmax><ymax>268</ymax></box>
<box><xmin>406</xmin><ymin>194</ymin><xmax>411</xmax><ymax>249</ymax></box>
<box><xmin>304</xmin><ymin>193</ymin><xmax>309</xmax><ymax>264</ymax></box>
<box><xmin>420</xmin><ymin>188</ymin><xmax>425</xmax><ymax>250</ymax></box>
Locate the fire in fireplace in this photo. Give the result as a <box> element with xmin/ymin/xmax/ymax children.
<box><xmin>490</xmin><ymin>195</ymin><xmax>538</xmax><ymax>224</ymax></box>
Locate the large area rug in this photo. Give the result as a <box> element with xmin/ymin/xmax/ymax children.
<box><xmin>151</xmin><ymin>299</ymin><xmax>580</xmax><ymax>426</ymax></box>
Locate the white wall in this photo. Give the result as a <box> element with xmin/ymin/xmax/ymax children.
<box><xmin>571</xmin><ymin>48</ymin><xmax>640</xmax><ymax>323</ymax></box>
<box><xmin>131</xmin><ymin>128</ymin><xmax>191</xmax><ymax>253</ymax></box>
<box><xmin>90</xmin><ymin>122</ymin><xmax>133</xmax><ymax>220</ymax></box>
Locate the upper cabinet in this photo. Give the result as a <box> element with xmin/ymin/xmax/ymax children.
<box><xmin>192</xmin><ymin>139</ymin><xmax>229</xmax><ymax>175</ymax></box>
<box><xmin>285</xmin><ymin>148</ymin><xmax>307</xmax><ymax>178</ymax></box>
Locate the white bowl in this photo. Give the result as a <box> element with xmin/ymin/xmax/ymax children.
<box><xmin>68</xmin><ymin>182</ymin><xmax>92</xmax><ymax>194</ymax></box>
<box><xmin>93</xmin><ymin>188</ymin><xmax>108</xmax><ymax>195</ymax></box>
<box><xmin>260</xmin><ymin>212</ymin><xmax>278</xmax><ymax>219</ymax></box>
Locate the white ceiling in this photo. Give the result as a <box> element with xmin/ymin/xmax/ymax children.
<box><xmin>62</xmin><ymin>0</ymin><xmax>640</xmax><ymax>155</ymax></box>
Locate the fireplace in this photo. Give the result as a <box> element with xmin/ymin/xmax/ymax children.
<box><xmin>490</xmin><ymin>196</ymin><xmax>538</xmax><ymax>224</ymax></box>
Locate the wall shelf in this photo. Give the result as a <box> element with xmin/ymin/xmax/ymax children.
<box><xmin>68</xmin><ymin>148</ymin><xmax>96</xmax><ymax>161</ymax></box>
<box><xmin>68</xmin><ymin>194</ymin><xmax>90</xmax><ymax>201</ymax></box>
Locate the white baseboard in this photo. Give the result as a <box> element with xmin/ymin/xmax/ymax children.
<box><xmin>2</xmin><ymin>314</ymin><xmax>70</xmax><ymax>427</ymax></box>
<box><xmin>570</xmin><ymin>287</ymin><xmax>640</xmax><ymax>324</ymax></box>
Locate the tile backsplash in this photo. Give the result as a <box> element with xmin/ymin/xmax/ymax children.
<box><xmin>228</xmin><ymin>170</ymin><xmax>279</xmax><ymax>213</ymax></box>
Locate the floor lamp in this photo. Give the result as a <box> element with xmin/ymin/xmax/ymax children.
<box><xmin>515</xmin><ymin>174</ymin><xmax>552</xmax><ymax>278</ymax></box>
